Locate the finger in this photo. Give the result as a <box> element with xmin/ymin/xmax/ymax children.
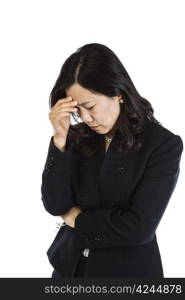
<box><xmin>51</xmin><ymin>113</ymin><xmax>71</xmax><ymax>121</ymax></box>
<box><xmin>52</xmin><ymin>96</ymin><xmax>72</xmax><ymax>109</ymax></box>
<box><xmin>57</xmin><ymin>96</ymin><xmax>73</xmax><ymax>104</ymax></box>
<box><xmin>49</xmin><ymin>110</ymin><xmax>72</xmax><ymax>120</ymax></box>
<box><xmin>59</xmin><ymin>100</ymin><xmax>78</xmax><ymax>108</ymax></box>
<box><xmin>57</xmin><ymin>112</ymin><xmax>71</xmax><ymax>118</ymax></box>
<box><xmin>57</xmin><ymin>107</ymin><xmax>78</xmax><ymax>113</ymax></box>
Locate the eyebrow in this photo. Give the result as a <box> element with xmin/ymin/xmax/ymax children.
<box><xmin>76</xmin><ymin>101</ymin><xmax>92</xmax><ymax>107</ymax></box>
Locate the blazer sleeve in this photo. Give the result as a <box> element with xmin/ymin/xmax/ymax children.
<box><xmin>41</xmin><ymin>135</ymin><xmax>78</xmax><ymax>216</ymax></box>
<box><xmin>74</xmin><ymin>134</ymin><xmax>183</xmax><ymax>249</ymax></box>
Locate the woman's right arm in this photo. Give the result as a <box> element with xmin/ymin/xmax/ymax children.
<box><xmin>41</xmin><ymin>96</ymin><xmax>79</xmax><ymax>215</ymax></box>
<box><xmin>41</xmin><ymin>135</ymin><xmax>79</xmax><ymax>215</ymax></box>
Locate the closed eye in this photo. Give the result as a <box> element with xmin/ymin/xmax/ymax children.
<box><xmin>76</xmin><ymin>105</ymin><xmax>95</xmax><ymax>112</ymax></box>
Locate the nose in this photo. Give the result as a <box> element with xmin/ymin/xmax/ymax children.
<box><xmin>79</xmin><ymin>109</ymin><xmax>93</xmax><ymax>123</ymax></box>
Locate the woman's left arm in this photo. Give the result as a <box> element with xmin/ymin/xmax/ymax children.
<box><xmin>73</xmin><ymin>134</ymin><xmax>183</xmax><ymax>249</ymax></box>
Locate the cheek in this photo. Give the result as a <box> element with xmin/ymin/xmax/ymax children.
<box><xmin>94</xmin><ymin>104</ymin><xmax>113</xmax><ymax>123</ymax></box>
<box><xmin>95</xmin><ymin>107</ymin><xmax>110</xmax><ymax>123</ymax></box>
<box><xmin>105</xmin><ymin>105</ymin><xmax>119</xmax><ymax>124</ymax></box>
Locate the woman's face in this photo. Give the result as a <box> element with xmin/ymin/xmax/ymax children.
<box><xmin>65</xmin><ymin>83</ymin><xmax>122</xmax><ymax>135</ymax></box>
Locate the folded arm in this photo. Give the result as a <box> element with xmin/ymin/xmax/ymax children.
<box><xmin>74</xmin><ymin>134</ymin><xmax>183</xmax><ymax>249</ymax></box>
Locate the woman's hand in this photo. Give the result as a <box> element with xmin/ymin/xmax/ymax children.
<box><xmin>48</xmin><ymin>96</ymin><xmax>78</xmax><ymax>139</ymax></box>
<box><xmin>60</xmin><ymin>206</ymin><xmax>82</xmax><ymax>228</ymax></box>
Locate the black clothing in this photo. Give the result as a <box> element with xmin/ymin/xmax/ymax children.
<box><xmin>41</xmin><ymin>120</ymin><xmax>183</xmax><ymax>277</ymax></box>
<box><xmin>52</xmin><ymin>254</ymin><xmax>88</xmax><ymax>278</ymax></box>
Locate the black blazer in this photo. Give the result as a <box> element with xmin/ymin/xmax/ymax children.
<box><xmin>41</xmin><ymin>119</ymin><xmax>183</xmax><ymax>278</ymax></box>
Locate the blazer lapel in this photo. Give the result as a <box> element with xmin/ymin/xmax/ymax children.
<box><xmin>77</xmin><ymin>129</ymin><xmax>129</xmax><ymax>209</ymax></box>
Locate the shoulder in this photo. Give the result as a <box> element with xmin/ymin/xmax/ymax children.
<box><xmin>71</xmin><ymin>121</ymin><xmax>183</xmax><ymax>157</ymax></box>
<box><xmin>144</xmin><ymin>120</ymin><xmax>183</xmax><ymax>147</ymax></box>
<box><xmin>143</xmin><ymin>119</ymin><xmax>183</xmax><ymax>154</ymax></box>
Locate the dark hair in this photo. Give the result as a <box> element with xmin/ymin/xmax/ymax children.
<box><xmin>49</xmin><ymin>43</ymin><xmax>161</xmax><ymax>157</ymax></box>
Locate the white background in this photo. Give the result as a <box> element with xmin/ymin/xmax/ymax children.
<box><xmin>0</xmin><ymin>0</ymin><xmax>184</xmax><ymax>277</ymax></box>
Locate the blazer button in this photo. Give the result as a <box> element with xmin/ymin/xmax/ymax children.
<box><xmin>117</xmin><ymin>165</ymin><xmax>125</xmax><ymax>171</ymax></box>
<box><xmin>94</xmin><ymin>237</ymin><xmax>101</xmax><ymax>241</ymax></box>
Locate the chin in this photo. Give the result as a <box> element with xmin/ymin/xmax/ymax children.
<box><xmin>98</xmin><ymin>128</ymin><xmax>109</xmax><ymax>134</ymax></box>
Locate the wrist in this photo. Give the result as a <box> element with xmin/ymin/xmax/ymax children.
<box><xmin>53</xmin><ymin>135</ymin><xmax>66</xmax><ymax>151</ymax></box>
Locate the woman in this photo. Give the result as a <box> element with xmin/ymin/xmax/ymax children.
<box><xmin>41</xmin><ymin>43</ymin><xmax>183</xmax><ymax>278</ymax></box>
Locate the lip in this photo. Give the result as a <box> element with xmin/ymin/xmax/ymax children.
<box><xmin>90</xmin><ymin>126</ymin><xmax>99</xmax><ymax>129</ymax></box>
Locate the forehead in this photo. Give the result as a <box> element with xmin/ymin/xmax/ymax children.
<box><xmin>65</xmin><ymin>84</ymin><xmax>99</xmax><ymax>105</ymax></box>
